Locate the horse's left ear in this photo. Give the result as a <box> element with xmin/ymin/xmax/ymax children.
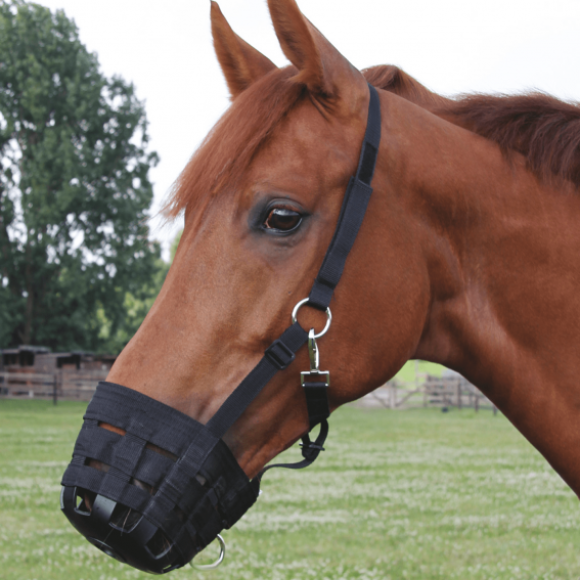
<box><xmin>267</xmin><ymin>0</ymin><xmax>367</xmax><ymax>108</ymax></box>
<box><xmin>211</xmin><ymin>1</ymin><xmax>277</xmax><ymax>100</ymax></box>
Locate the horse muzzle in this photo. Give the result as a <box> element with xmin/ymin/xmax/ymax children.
<box><xmin>60</xmin><ymin>381</ymin><xmax>260</xmax><ymax>574</ymax></box>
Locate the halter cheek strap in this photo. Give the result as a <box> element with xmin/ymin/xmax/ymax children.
<box><xmin>307</xmin><ymin>84</ymin><xmax>382</xmax><ymax>311</ymax></box>
<box><xmin>207</xmin><ymin>84</ymin><xmax>381</xmax><ymax>472</ymax></box>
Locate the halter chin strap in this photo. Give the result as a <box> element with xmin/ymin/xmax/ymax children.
<box><xmin>208</xmin><ymin>83</ymin><xmax>381</xmax><ymax>471</ymax></box>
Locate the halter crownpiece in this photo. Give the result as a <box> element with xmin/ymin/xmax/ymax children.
<box><xmin>60</xmin><ymin>84</ymin><xmax>381</xmax><ymax>574</ymax></box>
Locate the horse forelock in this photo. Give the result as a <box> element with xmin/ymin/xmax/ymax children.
<box><xmin>164</xmin><ymin>66</ymin><xmax>305</xmax><ymax>219</ymax></box>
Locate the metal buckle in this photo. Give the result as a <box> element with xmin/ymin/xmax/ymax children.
<box><xmin>301</xmin><ymin>370</ymin><xmax>330</xmax><ymax>386</ymax></box>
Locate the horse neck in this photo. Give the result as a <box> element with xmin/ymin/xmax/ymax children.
<box><xmin>374</xmin><ymin>90</ymin><xmax>580</xmax><ymax>494</ymax></box>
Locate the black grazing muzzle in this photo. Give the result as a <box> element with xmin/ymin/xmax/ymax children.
<box><xmin>60</xmin><ymin>84</ymin><xmax>381</xmax><ymax>575</ymax></box>
<box><xmin>61</xmin><ymin>382</ymin><xmax>260</xmax><ymax>574</ymax></box>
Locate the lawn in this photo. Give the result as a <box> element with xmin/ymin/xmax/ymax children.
<box><xmin>394</xmin><ymin>360</ymin><xmax>446</xmax><ymax>383</ymax></box>
<box><xmin>1</xmin><ymin>399</ymin><xmax>579</xmax><ymax>580</ymax></box>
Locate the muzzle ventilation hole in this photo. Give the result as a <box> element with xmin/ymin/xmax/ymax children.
<box><xmin>109</xmin><ymin>503</ymin><xmax>142</xmax><ymax>533</ymax></box>
<box><xmin>74</xmin><ymin>488</ymin><xmax>94</xmax><ymax>515</ymax></box>
<box><xmin>146</xmin><ymin>528</ymin><xmax>174</xmax><ymax>559</ymax></box>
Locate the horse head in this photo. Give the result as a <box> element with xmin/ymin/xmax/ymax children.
<box><xmin>60</xmin><ymin>0</ymin><xmax>434</xmax><ymax>572</ymax></box>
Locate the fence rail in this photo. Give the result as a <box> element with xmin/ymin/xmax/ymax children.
<box><xmin>1</xmin><ymin>370</ymin><xmax>496</xmax><ymax>411</ymax></box>
<box><xmin>0</xmin><ymin>370</ymin><xmax>109</xmax><ymax>403</ymax></box>
<box><xmin>354</xmin><ymin>376</ymin><xmax>498</xmax><ymax>412</ymax></box>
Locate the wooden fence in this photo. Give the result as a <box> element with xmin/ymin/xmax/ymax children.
<box><xmin>355</xmin><ymin>375</ymin><xmax>498</xmax><ymax>412</ymax></box>
<box><xmin>1</xmin><ymin>370</ymin><xmax>496</xmax><ymax>412</ymax></box>
<box><xmin>0</xmin><ymin>369</ymin><xmax>109</xmax><ymax>403</ymax></box>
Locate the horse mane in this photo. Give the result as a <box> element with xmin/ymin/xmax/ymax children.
<box><xmin>167</xmin><ymin>63</ymin><xmax>580</xmax><ymax>217</ymax></box>
<box><xmin>364</xmin><ymin>65</ymin><xmax>580</xmax><ymax>189</ymax></box>
<box><xmin>437</xmin><ymin>93</ymin><xmax>580</xmax><ymax>187</ymax></box>
<box><xmin>363</xmin><ymin>65</ymin><xmax>451</xmax><ymax>109</ymax></box>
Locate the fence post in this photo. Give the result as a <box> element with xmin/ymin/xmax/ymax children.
<box><xmin>53</xmin><ymin>373</ymin><xmax>58</xmax><ymax>405</ymax></box>
<box><xmin>474</xmin><ymin>393</ymin><xmax>479</xmax><ymax>413</ymax></box>
<box><xmin>389</xmin><ymin>383</ymin><xmax>397</xmax><ymax>409</ymax></box>
<box><xmin>456</xmin><ymin>380</ymin><xmax>462</xmax><ymax>410</ymax></box>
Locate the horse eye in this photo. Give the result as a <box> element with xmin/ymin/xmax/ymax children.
<box><xmin>263</xmin><ymin>208</ymin><xmax>303</xmax><ymax>232</ymax></box>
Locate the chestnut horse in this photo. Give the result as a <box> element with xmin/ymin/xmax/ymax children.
<box><xmin>107</xmin><ymin>0</ymin><xmax>580</xmax><ymax>519</ymax></box>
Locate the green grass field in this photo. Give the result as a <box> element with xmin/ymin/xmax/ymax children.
<box><xmin>1</xmin><ymin>400</ymin><xmax>579</xmax><ymax>580</ymax></box>
<box><xmin>394</xmin><ymin>360</ymin><xmax>445</xmax><ymax>383</ymax></box>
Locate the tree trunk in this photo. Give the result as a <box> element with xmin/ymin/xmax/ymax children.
<box><xmin>22</xmin><ymin>243</ymin><xmax>33</xmax><ymax>344</ymax></box>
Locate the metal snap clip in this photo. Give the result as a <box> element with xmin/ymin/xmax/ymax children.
<box><xmin>301</xmin><ymin>328</ymin><xmax>330</xmax><ymax>387</ymax></box>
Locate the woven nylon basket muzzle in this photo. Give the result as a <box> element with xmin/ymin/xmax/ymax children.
<box><xmin>60</xmin><ymin>382</ymin><xmax>260</xmax><ymax>574</ymax></box>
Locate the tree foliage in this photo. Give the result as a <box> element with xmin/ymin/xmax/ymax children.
<box><xmin>0</xmin><ymin>0</ymin><xmax>164</xmax><ymax>352</ymax></box>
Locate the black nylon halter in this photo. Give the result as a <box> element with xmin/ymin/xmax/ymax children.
<box><xmin>208</xmin><ymin>83</ymin><xmax>381</xmax><ymax>459</ymax></box>
<box><xmin>60</xmin><ymin>83</ymin><xmax>381</xmax><ymax>574</ymax></box>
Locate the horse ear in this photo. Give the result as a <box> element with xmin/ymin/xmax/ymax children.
<box><xmin>267</xmin><ymin>0</ymin><xmax>366</xmax><ymax>104</ymax></box>
<box><xmin>211</xmin><ymin>1</ymin><xmax>277</xmax><ymax>99</ymax></box>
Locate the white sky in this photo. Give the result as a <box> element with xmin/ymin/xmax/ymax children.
<box><xmin>38</xmin><ymin>0</ymin><xmax>580</xmax><ymax>258</ymax></box>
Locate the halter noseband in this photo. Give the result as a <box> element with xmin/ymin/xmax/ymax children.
<box><xmin>60</xmin><ymin>84</ymin><xmax>381</xmax><ymax>574</ymax></box>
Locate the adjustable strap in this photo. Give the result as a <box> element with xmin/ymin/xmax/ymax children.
<box><xmin>302</xmin><ymin>380</ymin><xmax>330</xmax><ymax>431</ymax></box>
<box><xmin>256</xmin><ymin>419</ymin><xmax>329</xmax><ymax>479</ymax></box>
<box><xmin>206</xmin><ymin>322</ymin><xmax>308</xmax><ymax>439</ymax></box>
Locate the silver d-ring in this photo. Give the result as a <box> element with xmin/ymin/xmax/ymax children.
<box><xmin>291</xmin><ymin>298</ymin><xmax>332</xmax><ymax>338</ymax></box>
<box><xmin>190</xmin><ymin>534</ymin><xmax>226</xmax><ymax>571</ymax></box>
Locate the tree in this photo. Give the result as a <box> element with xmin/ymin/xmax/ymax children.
<box><xmin>95</xmin><ymin>252</ymin><xmax>169</xmax><ymax>355</ymax></box>
<box><xmin>0</xmin><ymin>0</ymin><xmax>163</xmax><ymax>352</ymax></box>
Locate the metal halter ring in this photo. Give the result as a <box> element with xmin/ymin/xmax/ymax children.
<box><xmin>190</xmin><ymin>534</ymin><xmax>226</xmax><ymax>571</ymax></box>
<box><xmin>291</xmin><ymin>298</ymin><xmax>332</xmax><ymax>339</ymax></box>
